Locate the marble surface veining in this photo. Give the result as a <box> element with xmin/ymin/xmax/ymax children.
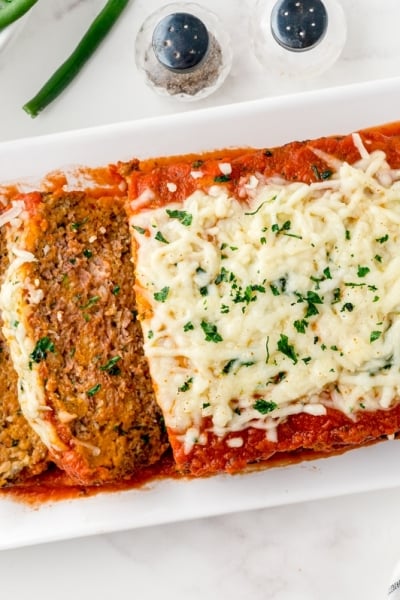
<box><xmin>1</xmin><ymin>1</ymin><xmax>400</xmax><ymax>599</ymax></box>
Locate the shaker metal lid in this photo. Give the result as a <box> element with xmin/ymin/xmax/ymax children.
<box><xmin>270</xmin><ymin>0</ymin><xmax>328</xmax><ymax>52</ymax></box>
<box><xmin>152</xmin><ymin>12</ymin><xmax>210</xmax><ymax>72</ymax></box>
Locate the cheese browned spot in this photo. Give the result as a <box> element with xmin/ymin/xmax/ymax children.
<box><xmin>129</xmin><ymin>135</ymin><xmax>400</xmax><ymax>455</ymax></box>
<box><xmin>0</xmin><ymin>191</ymin><xmax>168</xmax><ymax>485</ymax></box>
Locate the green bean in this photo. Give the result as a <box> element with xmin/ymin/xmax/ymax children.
<box><xmin>23</xmin><ymin>0</ymin><xmax>130</xmax><ymax>118</ymax></box>
<box><xmin>0</xmin><ymin>0</ymin><xmax>39</xmax><ymax>30</ymax></box>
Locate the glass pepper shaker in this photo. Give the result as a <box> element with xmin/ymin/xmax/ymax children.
<box><xmin>135</xmin><ymin>2</ymin><xmax>232</xmax><ymax>101</ymax></box>
<box><xmin>251</xmin><ymin>0</ymin><xmax>347</xmax><ymax>78</ymax></box>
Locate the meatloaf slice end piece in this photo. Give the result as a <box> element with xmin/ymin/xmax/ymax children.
<box><xmin>0</xmin><ymin>191</ymin><xmax>168</xmax><ymax>485</ymax></box>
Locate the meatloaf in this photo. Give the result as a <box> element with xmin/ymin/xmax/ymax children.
<box><xmin>0</xmin><ymin>201</ymin><xmax>48</xmax><ymax>486</ymax></box>
<box><xmin>0</xmin><ymin>191</ymin><xmax>168</xmax><ymax>485</ymax></box>
<box><xmin>125</xmin><ymin>123</ymin><xmax>400</xmax><ymax>476</ymax></box>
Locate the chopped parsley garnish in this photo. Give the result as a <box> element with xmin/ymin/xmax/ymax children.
<box><xmin>214</xmin><ymin>174</ymin><xmax>231</xmax><ymax>183</ymax></box>
<box><xmin>270</xmin><ymin>277</ymin><xmax>287</xmax><ymax>296</ymax></box>
<box><xmin>323</xmin><ymin>267</ymin><xmax>332</xmax><ymax>279</ymax></box>
<box><xmin>179</xmin><ymin>377</ymin><xmax>193</xmax><ymax>392</ymax></box>
<box><xmin>311</xmin><ymin>164</ymin><xmax>333</xmax><ymax>180</ymax></box>
<box><xmin>166</xmin><ymin>209</ymin><xmax>193</xmax><ymax>226</ymax></box>
<box><xmin>70</xmin><ymin>217</ymin><xmax>88</xmax><ymax>232</ymax></box>
<box><xmin>183</xmin><ymin>321</ymin><xmax>194</xmax><ymax>332</ymax></box>
<box><xmin>199</xmin><ymin>286</ymin><xmax>208</xmax><ymax>297</ymax></box>
<box><xmin>244</xmin><ymin>201</ymin><xmax>268</xmax><ymax>216</ymax></box>
<box><xmin>272</xmin><ymin>220</ymin><xmax>291</xmax><ymax>234</ymax></box>
<box><xmin>357</xmin><ymin>265</ymin><xmax>370</xmax><ymax>278</ymax></box>
<box><xmin>112</xmin><ymin>285</ymin><xmax>120</xmax><ymax>296</ymax></box>
<box><xmin>374</xmin><ymin>254</ymin><xmax>382</xmax><ymax>263</ymax></box>
<box><xmin>202</xmin><ymin>402</ymin><xmax>211</xmax><ymax>409</ymax></box>
<box><xmin>293</xmin><ymin>319</ymin><xmax>308</xmax><ymax>333</ymax></box>
<box><xmin>155</xmin><ymin>231</ymin><xmax>169</xmax><ymax>244</ymax></box>
<box><xmin>215</xmin><ymin>267</ymin><xmax>229</xmax><ymax>285</ymax></box>
<box><xmin>341</xmin><ymin>302</ymin><xmax>354</xmax><ymax>312</ymax></box>
<box><xmin>87</xmin><ymin>383</ymin><xmax>101</xmax><ymax>397</ymax></box>
<box><xmin>132</xmin><ymin>225</ymin><xmax>146</xmax><ymax>235</ymax></box>
<box><xmin>302</xmin><ymin>356</ymin><xmax>312</xmax><ymax>365</ymax></box>
<box><xmin>370</xmin><ymin>330</ymin><xmax>382</xmax><ymax>343</ymax></box>
<box><xmin>154</xmin><ymin>286</ymin><xmax>170</xmax><ymax>303</ymax></box>
<box><xmin>267</xmin><ymin>371</ymin><xmax>286</xmax><ymax>385</ymax></box>
<box><xmin>332</xmin><ymin>288</ymin><xmax>341</xmax><ymax>304</ymax></box>
<box><xmin>222</xmin><ymin>359</ymin><xmax>238</xmax><ymax>374</ymax></box>
<box><xmin>265</xmin><ymin>337</ymin><xmax>270</xmax><ymax>363</ymax></box>
<box><xmin>83</xmin><ymin>248</ymin><xmax>93</xmax><ymax>259</ymax></box>
<box><xmin>30</xmin><ymin>337</ymin><xmax>55</xmax><ymax>364</ymax></box>
<box><xmin>200</xmin><ymin>320</ymin><xmax>223</xmax><ymax>342</ymax></box>
<box><xmin>100</xmin><ymin>355</ymin><xmax>121</xmax><ymax>375</ymax></box>
<box><xmin>80</xmin><ymin>295</ymin><xmax>100</xmax><ymax>310</ymax></box>
<box><xmin>345</xmin><ymin>230</ymin><xmax>351</xmax><ymax>240</ymax></box>
<box><xmin>192</xmin><ymin>159</ymin><xmax>203</xmax><ymax>168</ymax></box>
<box><xmin>253</xmin><ymin>399</ymin><xmax>278</xmax><ymax>414</ymax></box>
<box><xmin>220</xmin><ymin>304</ymin><xmax>230</xmax><ymax>314</ymax></box>
<box><xmin>376</xmin><ymin>234</ymin><xmax>389</xmax><ymax>244</ymax></box>
<box><xmin>148</xmin><ymin>330</ymin><xmax>154</xmax><ymax>339</ymax></box>
<box><xmin>277</xmin><ymin>334</ymin><xmax>298</xmax><ymax>364</ymax></box>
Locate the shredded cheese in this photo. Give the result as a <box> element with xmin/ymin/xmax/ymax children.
<box><xmin>131</xmin><ymin>141</ymin><xmax>400</xmax><ymax>453</ymax></box>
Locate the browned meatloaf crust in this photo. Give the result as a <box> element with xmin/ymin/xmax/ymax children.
<box><xmin>1</xmin><ymin>191</ymin><xmax>168</xmax><ymax>485</ymax></box>
<box><xmin>0</xmin><ymin>211</ymin><xmax>48</xmax><ymax>487</ymax></box>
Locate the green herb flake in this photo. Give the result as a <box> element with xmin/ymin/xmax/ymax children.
<box><xmin>70</xmin><ymin>217</ymin><xmax>88</xmax><ymax>232</ymax></box>
<box><xmin>359</xmin><ymin>402</ymin><xmax>366</xmax><ymax>409</ymax></box>
<box><xmin>179</xmin><ymin>377</ymin><xmax>193</xmax><ymax>392</ymax></box>
<box><xmin>374</xmin><ymin>254</ymin><xmax>382</xmax><ymax>263</ymax></box>
<box><xmin>370</xmin><ymin>330</ymin><xmax>382</xmax><ymax>343</ymax></box>
<box><xmin>376</xmin><ymin>234</ymin><xmax>389</xmax><ymax>244</ymax></box>
<box><xmin>87</xmin><ymin>383</ymin><xmax>101</xmax><ymax>397</ymax></box>
<box><xmin>302</xmin><ymin>356</ymin><xmax>312</xmax><ymax>365</ymax></box>
<box><xmin>183</xmin><ymin>321</ymin><xmax>194</xmax><ymax>332</ymax></box>
<box><xmin>154</xmin><ymin>286</ymin><xmax>170</xmax><ymax>303</ymax></box>
<box><xmin>199</xmin><ymin>286</ymin><xmax>208</xmax><ymax>297</ymax></box>
<box><xmin>80</xmin><ymin>295</ymin><xmax>100</xmax><ymax>310</ymax></box>
<box><xmin>148</xmin><ymin>330</ymin><xmax>154</xmax><ymax>339</ymax></box>
<box><xmin>277</xmin><ymin>334</ymin><xmax>298</xmax><ymax>364</ymax></box>
<box><xmin>323</xmin><ymin>267</ymin><xmax>332</xmax><ymax>279</ymax></box>
<box><xmin>83</xmin><ymin>248</ymin><xmax>93</xmax><ymax>259</ymax></box>
<box><xmin>112</xmin><ymin>285</ymin><xmax>120</xmax><ymax>296</ymax></box>
<box><xmin>345</xmin><ymin>230</ymin><xmax>351</xmax><ymax>240</ymax></box>
<box><xmin>166</xmin><ymin>209</ymin><xmax>193</xmax><ymax>226</ymax></box>
<box><xmin>202</xmin><ymin>402</ymin><xmax>211</xmax><ymax>409</ymax></box>
<box><xmin>294</xmin><ymin>319</ymin><xmax>308</xmax><ymax>334</ymax></box>
<box><xmin>30</xmin><ymin>337</ymin><xmax>55</xmax><ymax>364</ymax></box>
<box><xmin>244</xmin><ymin>201</ymin><xmax>268</xmax><ymax>216</ymax></box>
<box><xmin>341</xmin><ymin>302</ymin><xmax>354</xmax><ymax>313</ymax></box>
<box><xmin>155</xmin><ymin>231</ymin><xmax>169</xmax><ymax>244</ymax></box>
<box><xmin>100</xmin><ymin>355</ymin><xmax>122</xmax><ymax>375</ymax></box>
<box><xmin>357</xmin><ymin>265</ymin><xmax>370</xmax><ymax>278</ymax></box>
<box><xmin>222</xmin><ymin>359</ymin><xmax>237</xmax><ymax>374</ymax></box>
<box><xmin>332</xmin><ymin>288</ymin><xmax>341</xmax><ymax>304</ymax></box>
<box><xmin>214</xmin><ymin>174</ymin><xmax>231</xmax><ymax>183</ymax></box>
<box><xmin>253</xmin><ymin>399</ymin><xmax>278</xmax><ymax>414</ymax></box>
<box><xmin>132</xmin><ymin>225</ymin><xmax>146</xmax><ymax>235</ymax></box>
<box><xmin>192</xmin><ymin>159</ymin><xmax>204</xmax><ymax>168</ymax></box>
<box><xmin>220</xmin><ymin>304</ymin><xmax>230</xmax><ymax>314</ymax></box>
<box><xmin>200</xmin><ymin>320</ymin><xmax>223</xmax><ymax>343</ymax></box>
<box><xmin>312</xmin><ymin>164</ymin><xmax>333</xmax><ymax>180</ymax></box>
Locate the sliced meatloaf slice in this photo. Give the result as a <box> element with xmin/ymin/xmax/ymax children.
<box><xmin>0</xmin><ymin>191</ymin><xmax>168</xmax><ymax>485</ymax></box>
<box><xmin>0</xmin><ymin>201</ymin><xmax>48</xmax><ymax>486</ymax></box>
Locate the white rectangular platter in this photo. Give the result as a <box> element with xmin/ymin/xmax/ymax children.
<box><xmin>1</xmin><ymin>76</ymin><xmax>400</xmax><ymax>550</ymax></box>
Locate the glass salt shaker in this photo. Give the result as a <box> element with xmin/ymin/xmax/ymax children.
<box><xmin>251</xmin><ymin>0</ymin><xmax>347</xmax><ymax>78</ymax></box>
<box><xmin>135</xmin><ymin>2</ymin><xmax>232</xmax><ymax>102</ymax></box>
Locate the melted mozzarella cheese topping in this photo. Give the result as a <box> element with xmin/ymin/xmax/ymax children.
<box><xmin>131</xmin><ymin>139</ymin><xmax>400</xmax><ymax>453</ymax></box>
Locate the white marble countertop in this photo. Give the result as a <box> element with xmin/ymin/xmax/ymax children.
<box><xmin>1</xmin><ymin>1</ymin><xmax>400</xmax><ymax>598</ymax></box>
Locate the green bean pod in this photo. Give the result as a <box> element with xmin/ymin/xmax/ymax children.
<box><xmin>23</xmin><ymin>0</ymin><xmax>130</xmax><ymax>118</ymax></box>
<box><xmin>0</xmin><ymin>0</ymin><xmax>39</xmax><ymax>31</ymax></box>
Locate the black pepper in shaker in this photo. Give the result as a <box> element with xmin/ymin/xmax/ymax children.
<box><xmin>251</xmin><ymin>0</ymin><xmax>346</xmax><ymax>78</ymax></box>
<box><xmin>135</xmin><ymin>3</ymin><xmax>232</xmax><ymax>101</ymax></box>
